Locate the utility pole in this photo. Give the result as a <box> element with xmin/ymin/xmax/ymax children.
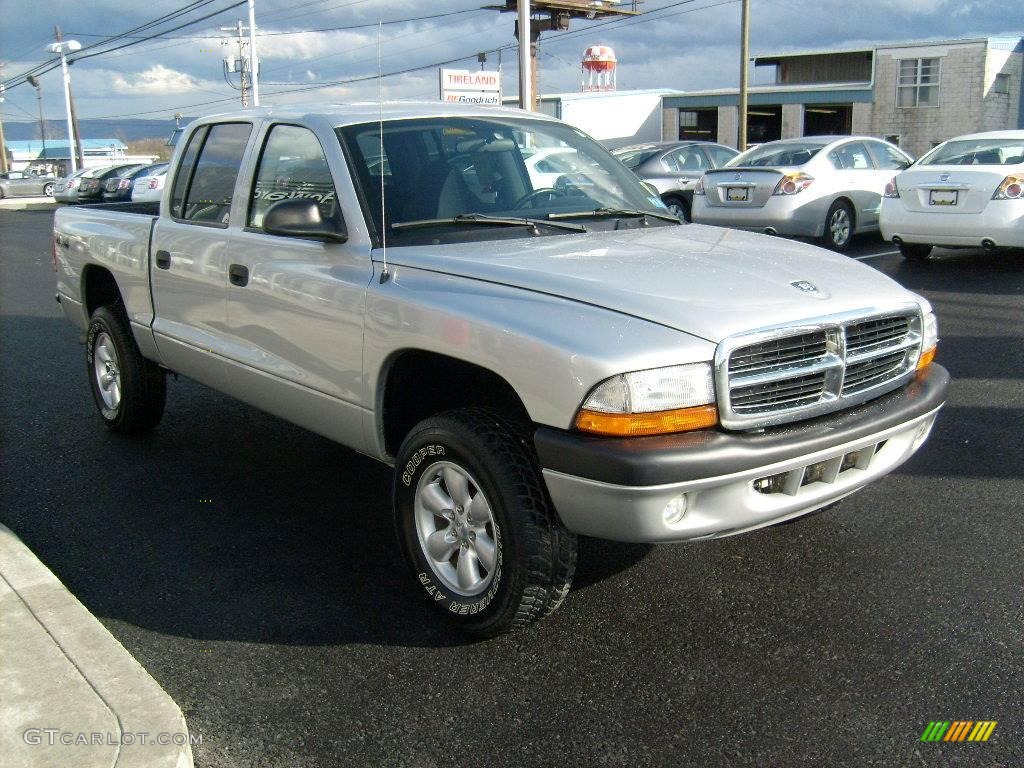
<box><xmin>517</xmin><ymin>0</ymin><xmax>532</xmax><ymax>111</ymax></box>
<box><xmin>737</xmin><ymin>0</ymin><xmax>750</xmax><ymax>151</ymax></box>
<box><xmin>0</xmin><ymin>72</ymin><xmax>9</xmax><ymax>174</ymax></box>
<box><xmin>26</xmin><ymin>75</ymin><xmax>47</xmax><ymax>166</ymax></box>
<box><xmin>221</xmin><ymin>20</ymin><xmax>251</xmax><ymax>107</ymax></box>
<box><xmin>51</xmin><ymin>27</ymin><xmax>84</xmax><ymax>172</ymax></box>
<box><xmin>247</xmin><ymin>0</ymin><xmax>260</xmax><ymax>106</ymax></box>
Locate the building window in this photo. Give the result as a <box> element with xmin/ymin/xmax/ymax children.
<box><xmin>993</xmin><ymin>73</ymin><xmax>1010</xmax><ymax>95</ymax></box>
<box><xmin>898</xmin><ymin>58</ymin><xmax>940</xmax><ymax>107</ymax></box>
<box><xmin>884</xmin><ymin>134</ymin><xmax>901</xmax><ymax>147</ymax></box>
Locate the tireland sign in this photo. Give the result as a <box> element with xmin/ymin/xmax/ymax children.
<box><xmin>439</xmin><ymin>69</ymin><xmax>502</xmax><ymax>106</ymax></box>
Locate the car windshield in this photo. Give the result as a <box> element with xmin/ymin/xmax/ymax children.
<box><xmin>338</xmin><ymin>116</ymin><xmax>671</xmax><ymax>245</ymax></box>
<box><xmin>728</xmin><ymin>142</ymin><xmax>825</xmax><ymax>168</ymax></box>
<box><xmin>919</xmin><ymin>138</ymin><xmax>1024</xmax><ymax>166</ymax></box>
<box><xmin>612</xmin><ymin>147</ymin><xmax>661</xmax><ymax>170</ymax></box>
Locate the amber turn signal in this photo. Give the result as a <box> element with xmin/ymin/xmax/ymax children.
<box><xmin>917</xmin><ymin>345</ymin><xmax>936</xmax><ymax>371</ymax></box>
<box><xmin>575</xmin><ymin>405</ymin><xmax>719</xmax><ymax>437</ymax></box>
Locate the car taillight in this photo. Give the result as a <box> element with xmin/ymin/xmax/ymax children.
<box><xmin>883</xmin><ymin>177</ymin><xmax>900</xmax><ymax>198</ymax></box>
<box><xmin>149</xmin><ymin>178</ymin><xmax>159</xmax><ymax>189</ymax></box>
<box><xmin>993</xmin><ymin>175</ymin><xmax>1023</xmax><ymax>200</ymax></box>
<box><xmin>772</xmin><ymin>173</ymin><xmax>814</xmax><ymax>196</ymax></box>
<box><xmin>693</xmin><ymin>177</ymin><xmax>705</xmax><ymax>196</ymax></box>
<box><xmin>69</xmin><ymin>179</ymin><xmax>78</xmax><ymax>189</ymax></box>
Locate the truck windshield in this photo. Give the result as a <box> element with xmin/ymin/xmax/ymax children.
<box><xmin>338</xmin><ymin>116</ymin><xmax>673</xmax><ymax>244</ymax></box>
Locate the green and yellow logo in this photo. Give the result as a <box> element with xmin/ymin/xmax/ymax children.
<box><xmin>920</xmin><ymin>721</ymin><xmax>997</xmax><ymax>742</ymax></box>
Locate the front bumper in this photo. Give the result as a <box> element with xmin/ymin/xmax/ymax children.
<box><xmin>536</xmin><ymin>364</ymin><xmax>948</xmax><ymax>543</ymax></box>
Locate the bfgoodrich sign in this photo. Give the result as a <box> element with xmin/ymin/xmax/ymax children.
<box><xmin>439</xmin><ymin>69</ymin><xmax>502</xmax><ymax>105</ymax></box>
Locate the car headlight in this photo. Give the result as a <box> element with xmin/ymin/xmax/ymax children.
<box><xmin>918</xmin><ymin>310</ymin><xmax>938</xmax><ymax>371</ymax></box>
<box><xmin>574</xmin><ymin>362</ymin><xmax>718</xmax><ymax>436</ymax></box>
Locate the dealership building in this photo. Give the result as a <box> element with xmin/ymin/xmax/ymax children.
<box><xmin>534</xmin><ymin>36</ymin><xmax>1022</xmax><ymax>157</ymax></box>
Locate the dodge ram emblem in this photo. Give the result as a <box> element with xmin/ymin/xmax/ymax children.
<box><xmin>790</xmin><ymin>280</ymin><xmax>818</xmax><ymax>294</ymax></box>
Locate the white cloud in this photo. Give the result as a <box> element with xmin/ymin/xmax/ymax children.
<box><xmin>112</xmin><ymin>65</ymin><xmax>210</xmax><ymax>95</ymax></box>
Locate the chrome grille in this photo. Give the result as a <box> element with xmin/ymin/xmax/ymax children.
<box><xmin>716</xmin><ymin>308</ymin><xmax>922</xmax><ymax>430</ymax></box>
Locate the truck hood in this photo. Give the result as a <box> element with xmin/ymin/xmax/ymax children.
<box><xmin>384</xmin><ymin>224</ymin><xmax>920</xmax><ymax>343</ymax></box>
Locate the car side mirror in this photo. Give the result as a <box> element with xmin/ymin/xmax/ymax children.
<box><xmin>263</xmin><ymin>198</ymin><xmax>348</xmax><ymax>243</ymax></box>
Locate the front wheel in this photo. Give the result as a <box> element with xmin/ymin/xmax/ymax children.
<box><xmin>898</xmin><ymin>242</ymin><xmax>933</xmax><ymax>261</ymax></box>
<box><xmin>823</xmin><ymin>200</ymin><xmax>854</xmax><ymax>251</ymax></box>
<box><xmin>393</xmin><ymin>408</ymin><xmax>577</xmax><ymax>636</ymax></box>
<box><xmin>86</xmin><ymin>305</ymin><xmax>166</xmax><ymax>433</ymax></box>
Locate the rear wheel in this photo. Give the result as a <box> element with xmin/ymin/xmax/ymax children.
<box><xmin>898</xmin><ymin>242</ymin><xmax>933</xmax><ymax>261</ymax></box>
<box><xmin>823</xmin><ymin>200</ymin><xmax>854</xmax><ymax>251</ymax></box>
<box><xmin>393</xmin><ymin>408</ymin><xmax>577</xmax><ymax>636</ymax></box>
<box><xmin>86</xmin><ymin>304</ymin><xmax>166</xmax><ymax>433</ymax></box>
<box><xmin>43</xmin><ymin>182</ymin><xmax>55</xmax><ymax>197</ymax></box>
<box><xmin>662</xmin><ymin>195</ymin><xmax>690</xmax><ymax>222</ymax></box>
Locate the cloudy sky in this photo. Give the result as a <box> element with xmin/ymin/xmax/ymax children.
<box><xmin>0</xmin><ymin>0</ymin><xmax>1014</xmax><ymax>125</ymax></box>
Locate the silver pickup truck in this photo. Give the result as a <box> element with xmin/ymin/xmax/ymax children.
<box><xmin>54</xmin><ymin>103</ymin><xmax>948</xmax><ymax>635</ymax></box>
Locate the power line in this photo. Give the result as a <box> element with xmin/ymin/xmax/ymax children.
<box><xmin>66</xmin><ymin>5</ymin><xmax>487</xmax><ymax>41</ymax></box>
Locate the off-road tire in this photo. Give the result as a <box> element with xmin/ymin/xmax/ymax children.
<box><xmin>393</xmin><ymin>407</ymin><xmax>577</xmax><ymax>636</ymax></box>
<box><xmin>86</xmin><ymin>304</ymin><xmax>166</xmax><ymax>433</ymax></box>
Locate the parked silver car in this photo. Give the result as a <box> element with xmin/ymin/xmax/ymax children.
<box><xmin>52</xmin><ymin>167</ymin><xmax>96</xmax><ymax>204</ymax></box>
<box><xmin>613</xmin><ymin>141</ymin><xmax>738</xmax><ymax>221</ymax></box>
<box><xmin>880</xmin><ymin>130</ymin><xmax>1024</xmax><ymax>259</ymax></box>
<box><xmin>0</xmin><ymin>170</ymin><xmax>56</xmax><ymax>199</ymax></box>
<box><xmin>691</xmin><ymin>136</ymin><xmax>913</xmax><ymax>250</ymax></box>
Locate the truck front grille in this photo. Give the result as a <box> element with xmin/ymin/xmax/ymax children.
<box><xmin>717</xmin><ymin>309</ymin><xmax>922</xmax><ymax>430</ymax></box>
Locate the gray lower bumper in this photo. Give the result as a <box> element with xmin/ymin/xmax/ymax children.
<box><xmin>538</xmin><ymin>365</ymin><xmax>948</xmax><ymax>543</ymax></box>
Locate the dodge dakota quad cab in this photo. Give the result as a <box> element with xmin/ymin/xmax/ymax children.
<box><xmin>54</xmin><ymin>103</ymin><xmax>948</xmax><ymax>636</ymax></box>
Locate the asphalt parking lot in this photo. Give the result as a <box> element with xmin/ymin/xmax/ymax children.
<box><xmin>1</xmin><ymin>209</ymin><xmax>1021</xmax><ymax>767</ymax></box>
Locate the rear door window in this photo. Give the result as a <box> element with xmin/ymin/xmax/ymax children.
<box><xmin>829</xmin><ymin>142</ymin><xmax>875</xmax><ymax>170</ymax></box>
<box><xmin>178</xmin><ymin>122</ymin><xmax>252</xmax><ymax>225</ymax></box>
<box><xmin>170</xmin><ymin>126</ymin><xmax>207</xmax><ymax>219</ymax></box>
<box><xmin>248</xmin><ymin>124</ymin><xmax>339</xmax><ymax>229</ymax></box>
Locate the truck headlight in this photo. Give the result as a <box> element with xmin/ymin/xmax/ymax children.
<box><xmin>574</xmin><ymin>363</ymin><xmax>718</xmax><ymax>436</ymax></box>
<box><xmin>918</xmin><ymin>310</ymin><xmax>938</xmax><ymax>370</ymax></box>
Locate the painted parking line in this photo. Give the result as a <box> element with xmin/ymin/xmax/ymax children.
<box><xmin>854</xmin><ymin>250</ymin><xmax>899</xmax><ymax>261</ymax></box>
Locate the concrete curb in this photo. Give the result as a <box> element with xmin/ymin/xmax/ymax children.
<box><xmin>0</xmin><ymin>198</ymin><xmax>60</xmax><ymax>211</ymax></box>
<box><xmin>0</xmin><ymin>525</ymin><xmax>194</xmax><ymax>768</ymax></box>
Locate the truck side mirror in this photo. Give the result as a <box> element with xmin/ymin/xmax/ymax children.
<box><xmin>263</xmin><ymin>198</ymin><xmax>348</xmax><ymax>243</ymax></box>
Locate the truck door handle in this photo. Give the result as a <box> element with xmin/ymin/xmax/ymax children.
<box><xmin>229</xmin><ymin>264</ymin><xmax>249</xmax><ymax>287</ymax></box>
<box><xmin>155</xmin><ymin>250</ymin><xmax>171</xmax><ymax>269</ymax></box>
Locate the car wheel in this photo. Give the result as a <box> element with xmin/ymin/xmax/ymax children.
<box><xmin>663</xmin><ymin>195</ymin><xmax>691</xmax><ymax>222</ymax></box>
<box><xmin>823</xmin><ymin>200</ymin><xmax>854</xmax><ymax>251</ymax></box>
<box><xmin>43</xmin><ymin>183</ymin><xmax>55</xmax><ymax>197</ymax></box>
<box><xmin>393</xmin><ymin>407</ymin><xmax>577</xmax><ymax>636</ymax></box>
<box><xmin>86</xmin><ymin>304</ymin><xmax>166</xmax><ymax>433</ymax></box>
<box><xmin>898</xmin><ymin>242</ymin><xmax>933</xmax><ymax>261</ymax></box>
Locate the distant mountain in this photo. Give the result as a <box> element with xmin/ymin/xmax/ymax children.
<box><xmin>3</xmin><ymin>118</ymin><xmax>191</xmax><ymax>144</ymax></box>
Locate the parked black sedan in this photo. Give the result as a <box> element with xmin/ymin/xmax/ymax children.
<box><xmin>612</xmin><ymin>141</ymin><xmax>738</xmax><ymax>221</ymax></box>
<box><xmin>101</xmin><ymin>164</ymin><xmax>161</xmax><ymax>203</ymax></box>
<box><xmin>77</xmin><ymin>165</ymin><xmax>146</xmax><ymax>203</ymax></box>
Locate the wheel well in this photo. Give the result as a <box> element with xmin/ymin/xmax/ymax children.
<box><xmin>82</xmin><ymin>266</ymin><xmax>123</xmax><ymax>317</ymax></box>
<box><xmin>380</xmin><ymin>351</ymin><xmax>532</xmax><ymax>456</ymax></box>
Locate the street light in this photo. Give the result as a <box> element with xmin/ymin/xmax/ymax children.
<box><xmin>25</xmin><ymin>75</ymin><xmax>47</xmax><ymax>169</ymax></box>
<box><xmin>47</xmin><ymin>39</ymin><xmax>82</xmax><ymax>174</ymax></box>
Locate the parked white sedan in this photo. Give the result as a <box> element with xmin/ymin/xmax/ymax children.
<box><xmin>880</xmin><ymin>130</ymin><xmax>1024</xmax><ymax>259</ymax></box>
<box><xmin>130</xmin><ymin>163</ymin><xmax>170</xmax><ymax>203</ymax></box>
<box><xmin>691</xmin><ymin>136</ymin><xmax>913</xmax><ymax>250</ymax></box>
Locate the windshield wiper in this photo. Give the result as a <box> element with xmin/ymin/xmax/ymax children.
<box><xmin>391</xmin><ymin>213</ymin><xmax>586</xmax><ymax>233</ymax></box>
<box><xmin>548</xmin><ymin>207</ymin><xmax>681</xmax><ymax>223</ymax></box>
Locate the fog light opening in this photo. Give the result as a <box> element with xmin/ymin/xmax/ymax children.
<box><xmin>662</xmin><ymin>494</ymin><xmax>689</xmax><ymax>526</ymax></box>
